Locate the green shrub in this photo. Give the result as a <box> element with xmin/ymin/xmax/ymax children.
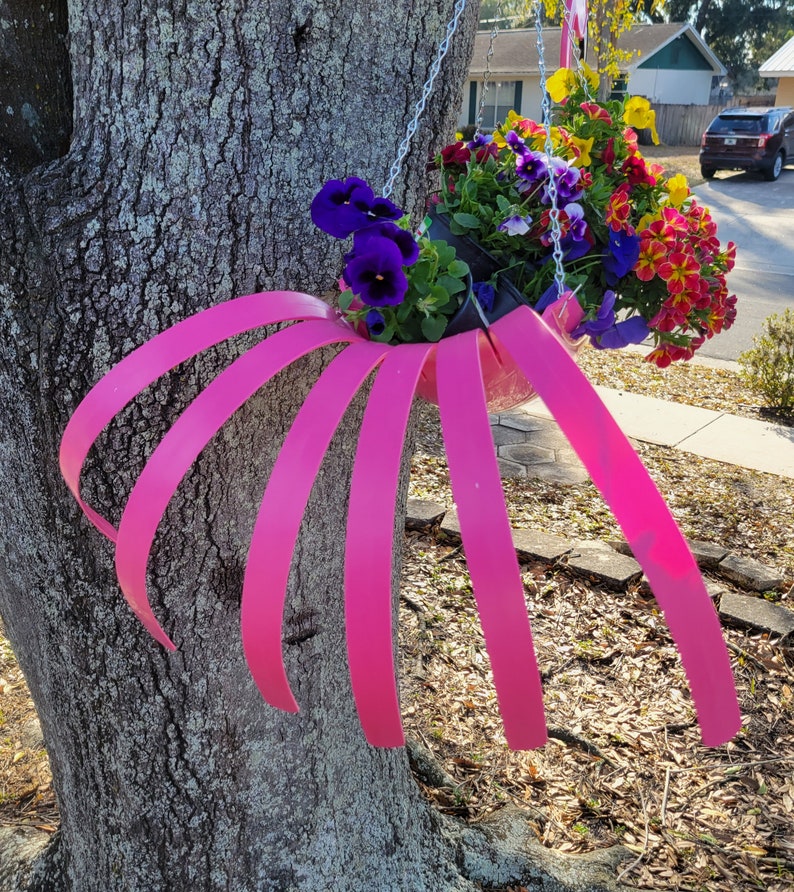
<box><xmin>738</xmin><ymin>308</ymin><xmax>794</xmax><ymax>412</ymax></box>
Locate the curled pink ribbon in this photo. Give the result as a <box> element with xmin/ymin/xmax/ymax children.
<box><xmin>60</xmin><ymin>290</ymin><xmax>740</xmax><ymax>749</ymax></box>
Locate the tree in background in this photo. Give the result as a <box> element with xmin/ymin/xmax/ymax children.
<box><xmin>543</xmin><ymin>0</ymin><xmax>662</xmax><ymax>98</ymax></box>
<box><xmin>478</xmin><ymin>0</ymin><xmax>535</xmax><ymax>28</ymax></box>
<box><xmin>665</xmin><ymin>0</ymin><xmax>794</xmax><ymax>89</ymax></box>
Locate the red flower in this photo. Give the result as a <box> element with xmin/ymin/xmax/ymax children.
<box><xmin>440</xmin><ymin>141</ymin><xmax>470</xmax><ymax>167</ymax></box>
<box><xmin>606</xmin><ymin>183</ymin><xmax>632</xmax><ymax>231</ymax></box>
<box><xmin>657</xmin><ymin>248</ymin><xmax>702</xmax><ymax>295</ymax></box>
<box><xmin>635</xmin><ymin>238</ymin><xmax>667</xmax><ymax>281</ymax></box>
<box><xmin>621</xmin><ymin>154</ymin><xmax>657</xmax><ymax>186</ymax></box>
<box><xmin>580</xmin><ymin>102</ymin><xmax>613</xmax><ymax>124</ymax></box>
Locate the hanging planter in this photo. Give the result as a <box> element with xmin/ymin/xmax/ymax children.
<box><xmin>60</xmin><ymin>287</ymin><xmax>742</xmax><ymax>752</ymax></box>
<box><xmin>414</xmin><ymin>289</ymin><xmax>584</xmax><ymax>412</ymax></box>
<box><xmin>59</xmin><ymin>28</ymin><xmax>743</xmax><ymax>753</ymax></box>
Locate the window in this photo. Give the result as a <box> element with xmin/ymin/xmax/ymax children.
<box><xmin>479</xmin><ymin>80</ymin><xmax>519</xmax><ymax>130</ymax></box>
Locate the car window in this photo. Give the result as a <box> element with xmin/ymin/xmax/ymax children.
<box><xmin>710</xmin><ymin>115</ymin><xmax>765</xmax><ymax>134</ymax></box>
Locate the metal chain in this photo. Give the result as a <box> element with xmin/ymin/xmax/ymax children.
<box><xmin>475</xmin><ymin>0</ymin><xmax>503</xmax><ymax>135</ymax></box>
<box><xmin>383</xmin><ymin>0</ymin><xmax>468</xmax><ymax>198</ymax></box>
<box><xmin>535</xmin><ymin>3</ymin><xmax>567</xmax><ymax>296</ymax></box>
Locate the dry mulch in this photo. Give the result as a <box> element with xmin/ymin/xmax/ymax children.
<box><xmin>403</xmin><ymin>345</ymin><xmax>793</xmax><ymax>891</ymax></box>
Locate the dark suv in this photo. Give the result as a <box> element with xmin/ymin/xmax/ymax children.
<box><xmin>699</xmin><ymin>106</ymin><xmax>794</xmax><ymax>181</ymax></box>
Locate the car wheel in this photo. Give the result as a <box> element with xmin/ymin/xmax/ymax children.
<box><xmin>764</xmin><ymin>152</ymin><xmax>784</xmax><ymax>181</ymax></box>
<box><xmin>700</xmin><ymin>166</ymin><xmax>716</xmax><ymax>179</ymax></box>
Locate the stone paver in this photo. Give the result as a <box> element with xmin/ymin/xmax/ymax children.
<box><xmin>405</xmin><ymin>499</ymin><xmax>446</xmax><ymax>531</ymax></box>
<box><xmin>565</xmin><ymin>541</ymin><xmax>643</xmax><ymax>590</ymax></box>
<box><xmin>490</xmin><ymin>412</ymin><xmax>589</xmax><ymax>484</ymax></box>
<box><xmin>718</xmin><ymin>554</ymin><xmax>785</xmax><ymax>592</ymax></box>
<box><xmin>511</xmin><ymin>528</ymin><xmax>570</xmax><ymax>563</ymax></box>
<box><xmin>439</xmin><ymin>509</ymin><xmax>461</xmax><ymax>541</ymax></box>
<box><xmin>688</xmin><ymin>540</ymin><xmax>730</xmax><ymax>570</ymax></box>
<box><xmin>719</xmin><ymin>591</ymin><xmax>794</xmax><ymax>639</ymax></box>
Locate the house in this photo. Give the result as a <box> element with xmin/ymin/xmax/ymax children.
<box><xmin>460</xmin><ymin>22</ymin><xmax>725</xmax><ymax>129</ymax></box>
<box><xmin>759</xmin><ymin>35</ymin><xmax>794</xmax><ymax>107</ymax></box>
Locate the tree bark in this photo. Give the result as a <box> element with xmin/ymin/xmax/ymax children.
<box><xmin>0</xmin><ymin>3</ymin><xmax>631</xmax><ymax>889</ymax></box>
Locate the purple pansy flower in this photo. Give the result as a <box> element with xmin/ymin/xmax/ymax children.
<box><xmin>365</xmin><ymin>308</ymin><xmax>387</xmax><ymax>337</ymax></box>
<box><xmin>572</xmin><ymin>291</ymin><xmax>649</xmax><ymax>349</ymax></box>
<box><xmin>515</xmin><ymin>150</ymin><xmax>548</xmax><ymax>186</ymax></box>
<box><xmin>595</xmin><ymin>316</ymin><xmax>650</xmax><ymax>349</ymax></box>
<box><xmin>498</xmin><ymin>214</ymin><xmax>532</xmax><ymax>236</ymax></box>
<box><xmin>603</xmin><ymin>228</ymin><xmax>641</xmax><ymax>285</ymax></box>
<box><xmin>472</xmin><ymin>281</ymin><xmax>496</xmax><ymax>313</ymax></box>
<box><xmin>557</xmin><ymin>202</ymin><xmax>593</xmax><ymax>260</ymax></box>
<box><xmin>351</xmin><ymin>221</ymin><xmax>419</xmax><ymax>266</ymax></box>
<box><xmin>573</xmin><ymin>290</ymin><xmax>617</xmax><ymax>337</ymax></box>
<box><xmin>541</xmin><ymin>158</ymin><xmax>583</xmax><ymax>206</ymax></box>
<box><xmin>344</xmin><ymin>238</ymin><xmax>408</xmax><ymax>307</ymax></box>
<box><xmin>563</xmin><ymin>203</ymin><xmax>587</xmax><ymax>241</ymax></box>
<box><xmin>505</xmin><ymin>130</ymin><xmax>526</xmax><ymax>152</ymax></box>
<box><xmin>467</xmin><ymin>133</ymin><xmax>493</xmax><ymax>150</ymax></box>
<box><xmin>311</xmin><ymin>177</ymin><xmax>401</xmax><ymax>239</ymax></box>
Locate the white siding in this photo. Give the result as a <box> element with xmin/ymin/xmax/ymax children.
<box><xmin>627</xmin><ymin>69</ymin><xmax>713</xmax><ymax>105</ymax></box>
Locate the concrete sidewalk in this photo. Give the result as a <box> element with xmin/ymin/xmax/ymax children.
<box><xmin>492</xmin><ymin>386</ymin><xmax>794</xmax><ymax>481</ymax></box>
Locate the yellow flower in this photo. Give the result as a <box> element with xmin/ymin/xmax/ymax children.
<box><xmin>546</xmin><ymin>68</ymin><xmax>577</xmax><ymax>103</ymax></box>
<box><xmin>580</xmin><ymin>63</ymin><xmax>599</xmax><ymax>93</ymax></box>
<box><xmin>529</xmin><ymin>125</ymin><xmax>561</xmax><ymax>151</ymax></box>
<box><xmin>665</xmin><ymin>173</ymin><xmax>690</xmax><ymax>206</ymax></box>
<box><xmin>506</xmin><ymin>110</ymin><xmax>530</xmax><ymax>133</ymax></box>
<box><xmin>622</xmin><ymin>96</ymin><xmax>660</xmax><ymax>145</ymax></box>
<box><xmin>569</xmin><ymin>135</ymin><xmax>594</xmax><ymax>167</ymax></box>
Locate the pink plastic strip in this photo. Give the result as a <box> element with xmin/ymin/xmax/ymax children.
<box><xmin>241</xmin><ymin>340</ymin><xmax>389</xmax><ymax>713</ymax></box>
<box><xmin>59</xmin><ymin>291</ymin><xmax>336</xmax><ymax>541</ymax></box>
<box><xmin>436</xmin><ymin>330</ymin><xmax>548</xmax><ymax>749</ymax></box>
<box><xmin>491</xmin><ymin>306</ymin><xmax>741</xmax><ymax>746</ymax></box>
<box><xmin>561</xmin><ymin>0</ymin><xmax>588</xmax><ymax>68</ymax></box>
<box><xmin>344</xmin><ymin>343</ymin><xmax>434</xmax><ymax>747</ymax></box>
<box><xmin>114</xmin><ymin>319</ymin><xmax>357</xmax><ymax>650</ymax></box>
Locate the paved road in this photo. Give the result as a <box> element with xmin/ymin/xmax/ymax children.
<box><xmin>694</xmin><ymin>165</ymin><xmax>794</xmax><ymax>361</ymax></box>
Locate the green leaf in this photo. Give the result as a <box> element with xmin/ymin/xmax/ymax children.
<box><xmin>452</xmin><ymin>212</ymin><xmax>481</xmax><ymax>230</ymax></box>
<box><xmin>436</xmin><ymin>275</ymin><xmax>467</xmax><ymax>296</ymax></box>
<box><xmin>338</xmin><ymin>289</ymin><xmax>355</xmax><ymax>311</ymax></box>
<box><xmin>447</xmin><ymin>259</ymin><xmax>470</xmax><ymax>278</ymax></box>
<box><xmin>427</xmin><ymin>285</ymin><xmax>452</xmax><ymax>308</ymax></box>
<box><xmin>421</xmin><ymin>314</ymin><xmax>449</xmax><ymax>342</ymax></box>
<box><xmin>435</xmin><ymin>243</ymin><xmax>456</xmax><ymax>268</ymax></box>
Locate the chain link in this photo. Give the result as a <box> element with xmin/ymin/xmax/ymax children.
<box><xmin>383</xmin><ymin>0</ymin><xmax>469</xmax><ymax>198</ymax></box>
<box><xmin>535</xmin><ymin>3</ymin><xmax>566</xmax><ymax>296</ymax></box>
<box><xmin>475</xmin><ymin>0</ymin><xmax>503</xmax><ymax>135</ymax></box>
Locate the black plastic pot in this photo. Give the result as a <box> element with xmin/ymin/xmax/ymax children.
<box><xmin>427</xmin><ymin>209</ymin><xmax>532</xmax><ymax>334</ymax></box>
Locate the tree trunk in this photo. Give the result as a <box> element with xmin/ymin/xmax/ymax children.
<box><xmin>0</xmin><ymin>3</ymin><xmax>630</xmax><ymax>889</ymax></box>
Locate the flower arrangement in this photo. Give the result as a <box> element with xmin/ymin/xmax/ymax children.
<box><xmin>310</xmin><ymin>177</ymin><xmax>474</xmax><ymax>343</ymax></box>
<box><xmin>312</xmin><ymin>65</ymin><xmax>738</xmax><ymax>366</ymax></box>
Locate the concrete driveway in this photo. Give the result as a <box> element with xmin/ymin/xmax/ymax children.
<box><xmin>693</xmin><ymin>164</ymin><xmax>794</xmax><ymax>361</ymax></box>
